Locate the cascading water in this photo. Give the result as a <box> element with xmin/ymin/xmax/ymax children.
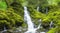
<box><xmin>24</xmin><ymin>6</ymin><xmax>34</xmax><ymax>30</ymax></box>
<box><xmin>36</xmin><ymin>19</ymin><xmax>42</xmax><ymax>30</ymax></box>
<box><xmin>24</xmin><ymin>6</ymin><xmax>36</xmax><ymax>33</ymax></box>
<box><xmin>37</xmin><ymin>6</ymin><xmax>39</xmax><ymax>11</ymax></box>
<box><xmin>46</xmin><ymin>7</ymin><xmax>48</xmax><ymax>14</ymax></box>
<box><xmin>1</xmin><ymin>26</ymin><xmax>7</xmax><ymax>33</ymax></box>
<box><xmin>50</xmin><ymin>21</ymin><xmax>53</xmax><ymax>28</ymax></box>
<box><xmin>36</xmin><ymin>7</ymin><xmax>46</xmax><ymax>33</ymax></box>
<box><xmin>24</xmin><ymin>6</ymin><xmax>42</xmax><ymax>33</ymax></box>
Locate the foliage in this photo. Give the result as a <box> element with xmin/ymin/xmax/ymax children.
<box><xmin>0</xmin><ymin>0</ymin><xmax>60</xmax><ymax>33</ymax></box>
<box><xmin>0</xmin><ymin>9</ymin><xmax>24</xmax><ymax>30</ymax></box>
<box><xmin>0</xmin><ymin>1</ymin><xmax>7</xmax><ymax>10</ymax></box>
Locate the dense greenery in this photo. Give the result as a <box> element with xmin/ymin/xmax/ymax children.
<box><xmin>0</xmin><ymin>0</ymin><xmax>60</xmax><ymax>33</ymax></box>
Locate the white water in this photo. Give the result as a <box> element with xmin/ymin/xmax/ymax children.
<box><xmin>1</xmin><ymin>26</ymin><xmax>7</xmax><ymax>33</ymax></box>
<box><xmin>46</xmin><ymin>7</ymin><xmax>48</xmax><ymax>14</ymax></box>
<box><xmin>24</xmin><ymin>6</ymin><xmax>34</xmax><ymax>30</ymax></box>
<box><xmin>40</xmin><ymin>32</ymin><xmax>45</xmax><ymax>33</ymax></box>
<box><xmin>24</xmin><ymin>6</ymin><xmax>36</xmax><ymax>33</ymax></box>
<box><xmin>50</xmin><ymin>21</ymin><xmax>53</xmax><ymax>28</ymax></box>
<box><xmin>36</xmin><ymin>19</ymin><xmax>42</xmax><ymax>30</ymax></box>
<box><xmin>37</xmin><ymin>6</ymin><xmax>39</xmax><ymax>11</ymax></box>
<box><xmin>24</xmin><ymin>6</ymin><xmax>46</xmax><ymax>33</ymax></box>
<box><xmin>24</xmin><ymin>6</ymin><xmax>42</xmax><ymax>33</ymax></box>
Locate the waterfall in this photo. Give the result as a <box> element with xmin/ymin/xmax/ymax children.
<box><xmin>37</xmin><ymin>6</ymin><xmax>39</xmax><ymax>11</ymax></box>
<box><xmin>36</xmin><ymin>19</ymin><xmax>42</xmax><ymax>30</ymax></box>
<box><xmin>24</xmin><ymin>6</ymin><xmax>36</xmax><ymax>33</ymax></box>
<box><xmin>50</xmin><ymin>21</ymin><xmax>53</xmax><ymax>28</ymax></box>
<box><xmin>24</xmin><ymin>6</ymin><xmax>46</xmax><ymax>33</ymax></box>
<box><xmin>24</xmin><ymin>6</ymin><xmax>43</xmax><ymax>33</ymax></box>
<box><xmin>46</xmin><ymin>7</ymin><xmax>48</xmax><ymax>14</ymax></box>
<box><xmin>1</xmin><ymin>26</ymin><xmax>7</xmax><ymax>33</ymax></box>
<box><xmin>24</xmin><ymin>6</ymin><xmax>34</xmax><ymax>30</ymax></box>
<box><xmin>40</xmin><ymin>32</ymin><xmax>46</xmax><ymax>33</ymax></box>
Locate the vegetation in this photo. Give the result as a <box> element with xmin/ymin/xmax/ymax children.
<box><xmin>0</xmin><ymin>0</ymin><xmax>60</xmax><ymax>33</ymax></box>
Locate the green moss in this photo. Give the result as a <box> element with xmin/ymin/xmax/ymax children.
<box><xmin>0</xmin><ymin>9</ymin><xmax>24</xmax><ymax>30</ymax></box>
<box><xmin>0</xmin><ymin>1</ymin><xmax>7</xmax><ymax>10</ymax></box>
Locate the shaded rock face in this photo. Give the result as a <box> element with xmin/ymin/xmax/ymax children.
<box><xmin>39</xmin><ymin>6</ymin><xmax>50</xmax><ymax>14</ymax></box>
<box><xmin>0</xmin><ymin>24</ymin><xmax>10</xmax><ymax>31</ymax></box>
<box><xmin>1</xmin><ymin>30</ymin><xmax>13</xmax><ymax>33</ymax></box>
<box><xmin>10</xmin><ymin>2</ymin><xmax>20</xmax><ymax>7</ymax></box>
<box><xmin>15</xmin><ymin>22</ymin><xmax>23</xmax><ymax>27</ymax></box>
<box><xmin>42</xmin><ymin>22</ymin><xmax>50</xmax><ymax>29</ymax></box>
<box><xmin>42</xmin><ymin>24</ymin><xmax>49</xmax><ymax>29</ymax></box>
<box><xmin>10</xmin><ymin>2</ymin><xmax>20</xmax><ymax>11</ymax></box>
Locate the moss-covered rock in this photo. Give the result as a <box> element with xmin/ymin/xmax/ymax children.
<box><xmin>0</xmin><ymin>9</ymin><xmax>24</xmax><ymax>30</ymax></box>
